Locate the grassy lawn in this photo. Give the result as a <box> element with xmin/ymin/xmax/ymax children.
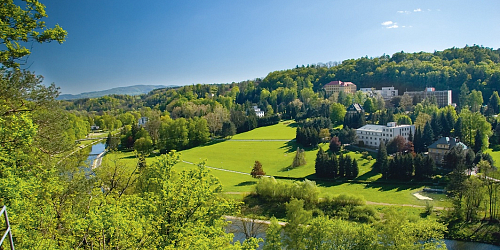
<box><xmin>316</xmin><ymin>182</ymin><xmax>451</xmax><ymax>208</ymax></box>
<box><xmin>230</xmin><ymin>121</ymin><xmax>297</xmax><ymax>140</ymax></box>
<box><xmin>484</xmin><ymin>148</ymin><xmax>500</xmax><ymax>166</ymax></box>
<box><xmin>102</xmin><ymin>122</ymin><xmax>452</xmax><ymax>208</ymax></box>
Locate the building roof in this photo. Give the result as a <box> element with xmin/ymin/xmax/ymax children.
<box><xmin>356</xmin><ymin>125</ymin><xmax>385</xmax><ymax>132</ymax></box>
<box><xmin>323</xmin><ymin>81</ymin><xmax>355</xmax><ymax>87</ymax></box>
<box><xmin>356</xmin><ymin>123</ymin><xmax>413</xmax><ymax>133</ymax></box>
<box><xmin>427</xmin><ymin>137</ymin><xmax>468</xmax><ymax>150</ymax></box>
<box><xmin>347</xmin><ymin>103</ymin><xmax>364</xmax><ymax>112</ymax></box>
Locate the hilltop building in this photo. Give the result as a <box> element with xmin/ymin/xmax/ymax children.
<box><xmin>427</xmin><ymin>137</ymin><xmax>468</xmax><ymax>164</ymax></box>
<box><xmin>253</xmin><ymin>106</ymin><xmax>264</xmax><ymax>118</ymax></box>
<box><xmin>323</xmin><ymin>81</ymin><xmax>356</xmax><ymax>96</ymax></box>
<box><xmin>356</xmin><ymin>122</ymin><xmax>415</xmax><ymax>147</ymax></box>
<box><xmin>138</xmin><ymin>117</ymin><xmax>149</xmax><ymax>127</ymax></box>
<box><xmin>403</xmin><ymin>88</ymin><xmax>452</xmax><ymax>107</ymax></box>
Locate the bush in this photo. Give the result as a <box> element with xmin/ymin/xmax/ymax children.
<box><xmin>255</xmin><ymin>177</ymin><xmax>319</xmax><ymax>205</ymax></box>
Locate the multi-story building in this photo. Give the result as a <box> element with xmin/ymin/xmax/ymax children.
<box><xmin>323</xmin><ymin>81</ymin><xmax>356</xmax><ymax>96</ymax></box>
<box><xmin>360</xmin><ymin>86</ymin><xmax>398</xmax><ymax>99</ymax></box>
<box><xmin>427</xmin><ymin>137</ymin><xmax>468</xmax><ymax>164</ymax></box>
<box><xmin>253</xmin><ymin>106</ymin><xmax>264</xmax><ymax>118</ymax></box>
<box><xmin>356</xmin><ymin>122</ymin><xmax>415</xmax><ymax>147</ymax></box>
<box><xmin>403</xmin><ymin>87</ymin><xmax>452</xmax><ymax>107</ymax></box>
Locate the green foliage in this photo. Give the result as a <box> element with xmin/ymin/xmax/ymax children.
<box><xmin>318</xmin><ymin>194</ymin><xmax>377</xmax><ymax>223</ymax></box>
<box><xmin>291</xmin><ymin>147</ymin><xmax>306</xmax><ymax>168</ymax></box>
<box><xmin>262</xmin><ymin>217</ymin><xmax>282</xmax><ymax>250</ymax></box>
<box><xmin>459</xmin><ymin>108</ymin><xmax>492</xmax><ymax>148</ymax></box>
<box><xmin>1</xmin><ymin>0</ymin><xmax>67</xmax><ymax>68</ymax></box>
<box><xmin>255</xmin><ymin>177</ymin><xmax>319</xmax><ymax>205</ymax></box>
<box><xmin>329</xmin><ymin>102</ymin><xmax>346</xmax><ymax>126</ymax></box>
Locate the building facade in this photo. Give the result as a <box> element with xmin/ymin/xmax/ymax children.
<box><xmin>356</xmin><ymin>122</ymin><xmax>415</xmax><ymax>147</ymax></box>
<box><xmin>323</xmin><ymin>81</ymin><xmax>357</xmax><ymax>96</ymax></box>
<box><xmin>427</xmin><ymin>137</ymin><xmax>468</xmax><ymax>164</ymax></box>
<box><xmin>403</xmin><ymin>88</ymin><xmax>452</xmax><ymax>107</ymax></box>
<box><xmin>360</xmin><ymin>86</ymin><xmax>398</xmax><ymax>99</ymax></box>
<box><xmin>253</xmin><ymin>106</ymin><xmax>264</xmax><ymax>118</ymax></box>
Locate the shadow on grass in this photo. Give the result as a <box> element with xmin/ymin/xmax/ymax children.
<box><xmin>356</xmin><ymin>165</ymin><xmax>379</xmax><ymax>181</ymax></box>
<box><xmin>364</xmin><ymin>180</ymin><xmax>425</xmax><ymax>192</ymax></box>
<box><xmin>285</xmin><ymin>122</ymin><xmax>299</xmax><ymax>128</ymax></box>
<box><xmin>236</xmin><ymin>181</ymin><xmax>257</xmax><ymax>186</ymax></box>
<box><xmin>279</xmin><ymin>140</ymin><xmax>319</xmax><ymax>154</ymax></box>
<box><xmin>199</xmin><ymin>139</ymin><xmax>227</xmax><ymax>147</ymax></box>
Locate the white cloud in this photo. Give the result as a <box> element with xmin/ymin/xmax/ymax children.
<box><xmin>397</xmin><ymin>10</ymin><xmax>410</xmax><ymax>14</ymax></box>
<box><xmin>387</xmin><ymin>24</ymin><xmax>399</xmax><ymax>29</ymax></box>
<box><xmin>381</xmin><ymin>21</ymin><xmax>393</xmax><ymax>26</ymax></box>
<box><xmin>414</xmin><ymin>8</ymin><xmax>422</xmax><ymax>12</ymax></box>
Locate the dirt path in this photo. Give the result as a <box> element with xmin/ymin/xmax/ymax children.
<box><xmin>182</xmin><ymin>160</ymin><xmax>271</xmax><ymax>177</ymax></box>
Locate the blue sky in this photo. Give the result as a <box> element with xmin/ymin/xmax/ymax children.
<box><xmin>25</xmin><ymin>0</ymin><xmax>500</xmax><ymax>94</ymax></box>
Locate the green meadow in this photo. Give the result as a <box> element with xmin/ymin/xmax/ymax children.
<box><xmin>104</xmin><ymin>121</ymin><xmax>451</xmax><ymax>207</ymax></box>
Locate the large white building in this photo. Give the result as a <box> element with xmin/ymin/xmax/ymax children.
<box><xmin>403</xmin><ymin>87</ymin><xmax>452</xmax><ymax>107</ymax></box>
<box><xmin>356</xmin><ymin>122</ymin><xmax>415</xmax><ymax>147</ymax></box>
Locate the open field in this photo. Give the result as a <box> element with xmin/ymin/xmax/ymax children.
<box><xmin>103</xmin><ymin>121</ymin><xmax>451</xmax><ymax>207</ymax></box>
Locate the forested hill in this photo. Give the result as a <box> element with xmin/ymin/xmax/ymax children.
<box><xmin>57</xmin><ymin>84</ymin><xmax>172</xmax><ymax>100</ymax></box>
<box><xmin>62</xmin><ymin>45</ymin><xmax>500</xmax><ymax>112</ymax></box>
<box><xmin>260</xmin><ymin>45</ymin><xmax>500</xmax><ymax>102</ymax></box>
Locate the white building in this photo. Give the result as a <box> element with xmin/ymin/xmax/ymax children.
<box><xmin>380</xmin><ymin>87</ymin><xmax>398</xmax><ymax>99</ymax></box>
<box><xmin>138</xmin><ymin>117</ymin><xmax>148</xmax><ymax>127</ymax></box>
<box><xmin>356</xmin><ymin>122</ymin><xmax>415</xmax><ymax>147</ymax></box>
<box><xmin>360</xmin><ymin>86</ymin><xmax>398</xmax><ymax>99</ymax></box>
<box><xmin>403</xmin><ymin>88</ymin><xmax>452</xmax><ymax>107</ymax></box>
<box><xmin>253</xmin><ymin>106</ymin><xmax>265</xmax><ymax>118</ymax></box>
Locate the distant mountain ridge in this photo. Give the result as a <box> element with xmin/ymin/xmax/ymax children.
<box><xmin>57</xmin><ymin>85</ymin><xmax>173</xmax><ymax>100</ymax></box>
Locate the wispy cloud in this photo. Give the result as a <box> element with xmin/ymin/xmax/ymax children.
<box><xmin>397</xmin><ymin>10</ymin><xmax>410</xmax><ymax>14</ymax></box>
<box><xmin>413</xmin><ymin>8</ymin><xmax>422</xmax><ymax>12</ymax></box>
<box><xmin>381</xmin><ymin>21</ymin><xmax>400</xmax><ymax>29</ymax></box>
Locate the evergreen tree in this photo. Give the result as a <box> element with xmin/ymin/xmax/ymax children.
<box><xmin>375</xmin><ymin>142</ymin><xmax>389</xmax><ymax>175</ymax></box>
<box><xmin>292</xmin><ymin>147</ymin><xmax>306</xmax><ymax>168</ymax></box>
<box><xmin>414</xmin><ymin>154</ymin><xmax>425</xmax><ymax>179</ymax></box>
<box><xmin>338</xmin><ymin>153</ymin><xmax>345</xmax><ymax>177</ymax></box>
<box><xmin>351</xmin><ymin>159</ymin><xmax>359</xmax><ymax>178</ymax></box>
<box><xmin>473</xmin><ymin>129</ymin><xmax>484</xmax><ymax>153</ymax></box>
<box><xmin>459</xmin><ymin>82</ymin><xmax>470</xmax><ymax>108</ymax></box>
<box><xmin>315</xmin><ymin>147</ymin><xmax>327</xmax><ymax>177</ymax></box>
<box><xmin>486</xmin><ymin>91</ymin><xmax>500</xmax><ymax>116</ymax></box>
<box><xmin>408</xmin><ymin>129</ymin><xmax>413</xmax><ymax>142</ymax></box>
<box><xmin>413</xmin><ymin>128</ymin><xmax>424</xmax><ymax>153</ymax></box>
<box><xmin>328</xmin><ymin>152</ymin><xmax>339</xmax><ymax>178</ymax></box>
<box><xmin>431</xmin><ymin>113</ymin><xmax>442</xmax><ymax>139</ymax></box>
<box><xmin>441</xmin><ymin>112</ymin><xmax>452</xmax><ymax>137</ymax></box>
<box><xmin>454</xmin><ymin>117</ymin><xmax>463</xmax><ymax>140</ymax></box>
<box><xmin>422</xmin><ymin>122</ymin><xmax>435</xmax><ymax>149</ymax></box>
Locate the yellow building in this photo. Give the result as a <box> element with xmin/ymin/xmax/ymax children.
<box><xmin>323</xmin><ymin>81</ymin><xmax>357</xmax><ymax>96</ymax></box>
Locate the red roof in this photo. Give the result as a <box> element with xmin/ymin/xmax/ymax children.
<box><xmin>324</xmin><ymin>81</ymin><xmax>355</xmax><ymax>87</ymax></box>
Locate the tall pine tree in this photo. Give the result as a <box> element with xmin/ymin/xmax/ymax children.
<box><xmin>422</xmin><ymin>122</ymin><xmax>435</xmax><ymax>149</ymax></box>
